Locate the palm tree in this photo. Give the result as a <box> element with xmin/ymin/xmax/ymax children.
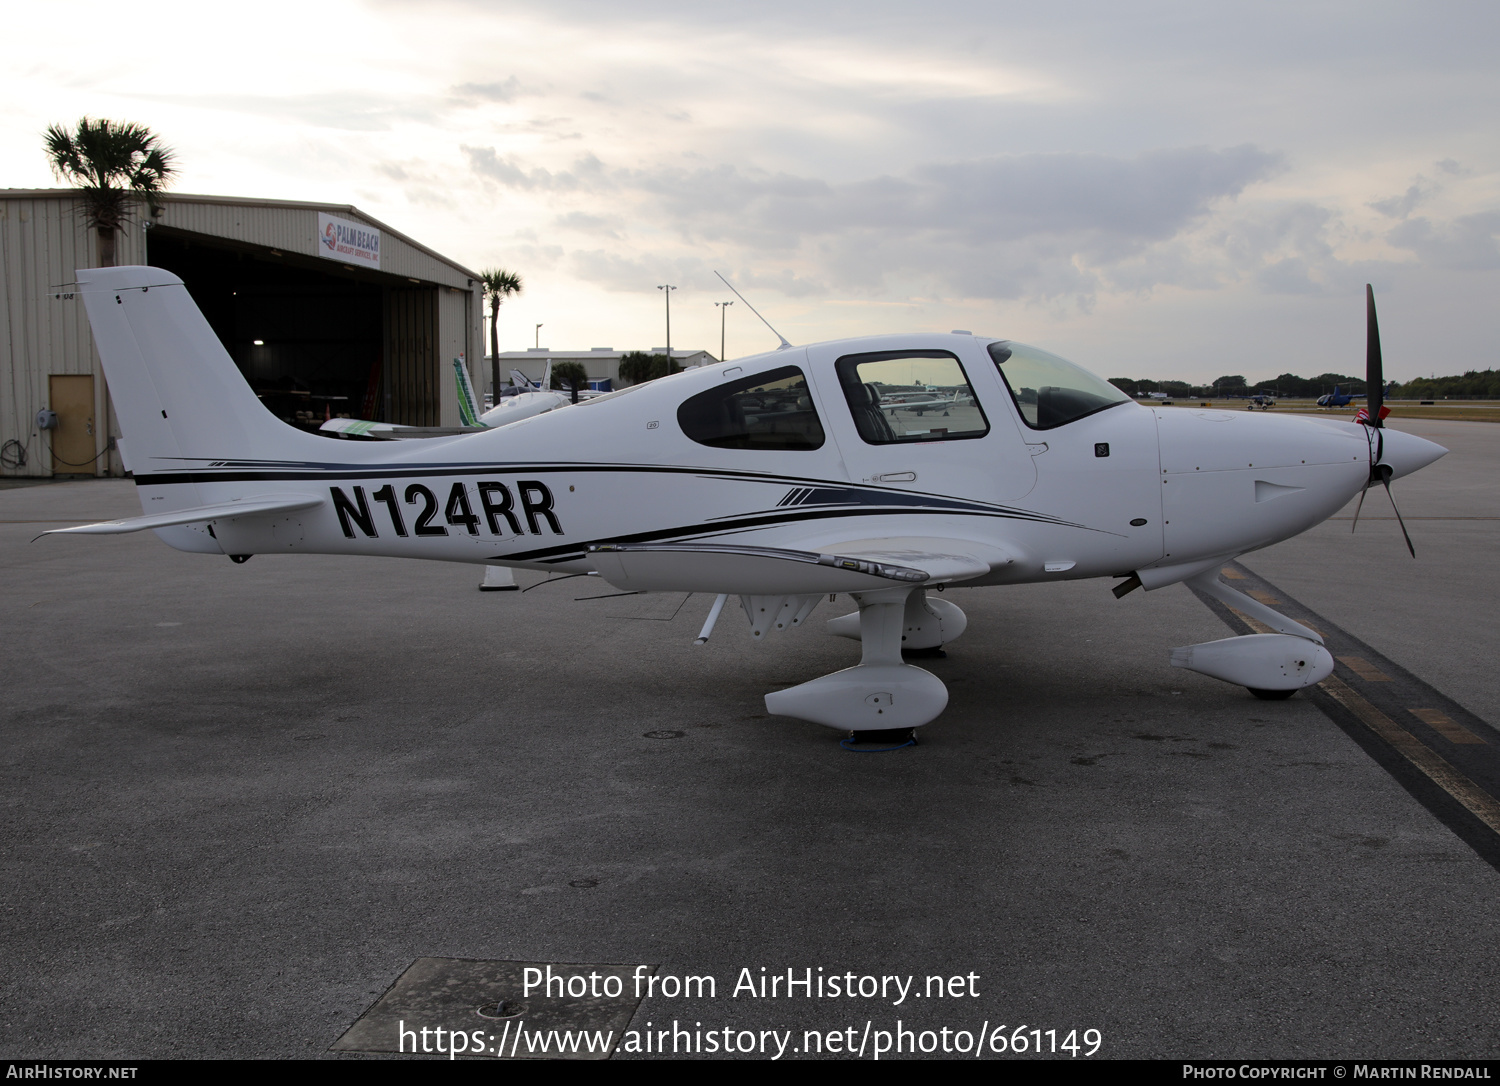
<box><xmin>479</xmin><ymin>268</ymin><xmax>523</xmax><ymax>404</ymax></box>
<box><xmin>550</xmin><ymin>360</ymin><xmax>588</xmax><ymax>404</ymax></box>
<box><xmin>43</xmin><ymin>118</ymin><xmax>175</xmax><ymax>267</ymax></box>
<box><xmin>618</xmin><ymin>351</ymin><xmax>680</xmax><ymax>386</ymax></box>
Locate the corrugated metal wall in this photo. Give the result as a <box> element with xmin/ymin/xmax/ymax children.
<box><xmin>438</xmin><ymin>286</ymin><xmax>469</xmax><ymax>423</ymax></box>
<box><xmin>155</xmin><ymin>197</ymin><xmax>472</xmax><ymax>289</ymax></box>
<box><xmin>383</xmin><ymin>287</ymin><xmax>440</xmax><ymax>426</ymax></box>
<box><xmin>3</xmin><ymin>190</ymin><xmax>484</xmax><ymax>467</ymax></box>
<box><xmin>0</xmin><ymin>193</ymin><xmax>141</xmax><ymax>477</ymax></box>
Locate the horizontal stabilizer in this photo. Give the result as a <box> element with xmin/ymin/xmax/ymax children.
<box><xmin>43</xmin><ymin>495</ymin><xmax>325</xmax><ymax>536</ymax></box>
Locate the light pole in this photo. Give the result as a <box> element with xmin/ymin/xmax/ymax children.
<box><xmin>657</xmin><ymin>284</ymin><xmax>676</xmax><ymax>374</ymax></box>
<box><xmin>715</xmin><ymin>300</ymin><xmax>733</xmax><ymax>362</ymax></box>
<box><xmin>535</xmin><ymin>323</ymin><xmax>543</xmax><ymax>349</ymax></box>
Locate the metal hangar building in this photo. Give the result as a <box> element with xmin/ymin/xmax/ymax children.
<box><xmin>1</xmin><ymin>189</ymin><xmax>483</xmax><ymax>478</ymax></box>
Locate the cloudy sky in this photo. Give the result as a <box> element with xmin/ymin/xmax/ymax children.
<box><xmin>4</xmin><ymin>1</ymin><xmax>1497</xmax><ymax>381</ymax></box>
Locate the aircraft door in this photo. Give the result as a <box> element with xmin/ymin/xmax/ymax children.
<box><xmin>988</xmin><ymin>341</ymin><xmax>1164</xmax><ymax>569</ymax></box>
<box><xmin>805</xmin><ymin>340</ymin><xmax>1037</xmax><ymax>503</ymax></box>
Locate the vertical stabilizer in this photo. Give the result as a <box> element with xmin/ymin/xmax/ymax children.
<box><xmin>77</xmin><ymin>266</ymin><xmax>332</xmax><ymax>472</ymax></box>
<box><xmin>453</xmin><ymin>356</ymin><xmax>482</xmax><ymax>427</ymax></box>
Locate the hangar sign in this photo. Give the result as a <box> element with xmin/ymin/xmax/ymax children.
<box><xmin>317</xmin><ymin>212</ymin><xmax>381</xmax><ymax>269</ymax></box>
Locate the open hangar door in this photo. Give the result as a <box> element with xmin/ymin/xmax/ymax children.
<box><xmin>146</xmin><ymin>227</ymin><xmax>442</xmax><ymax>429</ymax></box>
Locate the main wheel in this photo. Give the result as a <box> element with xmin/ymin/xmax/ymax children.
<box><xmin>1248</xmin><ymin>687</ymin><xmax>1296</xmax><ymax>700</ymax></box>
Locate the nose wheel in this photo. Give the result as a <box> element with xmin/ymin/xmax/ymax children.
<box><xmin>1248</xmin><ymin>687</ymin><xmax>1297</xmax><ymax>701</ymax></box>
<box><xmin>840</xmin><ymin>727</ymin><xmax>919</xmax><ymax>751</ymax></box>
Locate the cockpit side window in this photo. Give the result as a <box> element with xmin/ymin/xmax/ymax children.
<box><xmin>988</xmin><ymin>340</ymin><xmax>1131</xmax><ymax>430</ymax></box>
<box><xmin>677</xmin><ymin>365</ymin><xmax>825</xmax><ymax>450</ymax></box>
<box><xmin>834</xmin><ymin>350</ymin><xmax>989</xmax><ymax>445</ymax></box>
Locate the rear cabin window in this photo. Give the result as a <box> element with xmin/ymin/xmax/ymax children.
<box><xmin>677</xmin><ymin>366</ymin><xmax>825</xmax><ymax>450</ymax></box>
<box><xmin>835</xmin><ymin>350</ymin><xmax>989</xmax><ymax>444</ymax></box>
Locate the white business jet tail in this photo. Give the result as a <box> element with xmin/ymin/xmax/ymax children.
<box><xmin>77</xmin><ymin>266</ymin><xmax>337</xmax><ymax>471</ymax></box>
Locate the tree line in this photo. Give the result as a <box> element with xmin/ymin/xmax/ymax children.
<box><xmin>1108</xmin><ymin>371</ymin><xmax>1500</xmax><ymax>399</ymax></box>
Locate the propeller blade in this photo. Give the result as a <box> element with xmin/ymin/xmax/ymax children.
<box><xmin>1355</xmin><ymin>287</ymin><xmax>1416</xmax><ymax>556</ymax></box>
<box><xmin>1379</xmin><ymin>468</ymin><xmax>1416</xmax><ymax>558</ymax></box>
<box><xmin>1351</xmin><ymin>474</ymin><xmax>1371</xmax><ymax>534</ymax></box>
<box><xmin>1366</xmin><ymin>284</ymin><xmax>1384</xmax><ymax>430</ymax></box>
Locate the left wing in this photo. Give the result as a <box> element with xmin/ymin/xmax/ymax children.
<box><xmin>587</xmin><ymin>536</ymin><xmax>1010</xmax><ymax>594</ymax></box>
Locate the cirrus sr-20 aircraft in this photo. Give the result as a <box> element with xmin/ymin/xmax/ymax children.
<box><xmin>49</xmin><ymin>267</ymin><xmax>1447</xmax><ymax>735</ymax></box>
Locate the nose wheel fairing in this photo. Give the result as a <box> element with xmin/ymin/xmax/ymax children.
<box><xmin>1170</xmin><ymin>569</ymin><xmax>1334</xmax><ymax>694</ymax></box>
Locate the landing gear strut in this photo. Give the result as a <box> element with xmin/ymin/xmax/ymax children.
<box><xmin>765</xmin><ymin>586</ymin><xmax>965</xmax><ymax>732</ymax></box>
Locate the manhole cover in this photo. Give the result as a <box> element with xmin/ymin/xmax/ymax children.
<box><xmin>643</xmin><ymin>730</ymin><xmax>684</xmax><ymax>739</ymax></box>
<box><xmin>476</xmin><ymin>999</ymin><xmax>527</xmax><ymax>1020</ymax></box>
<box><xmin>332</xmin><ymin>958</ymin><xmax>655</xmax><ymax>1060</ymax></box>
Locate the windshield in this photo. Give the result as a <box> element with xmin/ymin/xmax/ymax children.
<box><xmin>988</xmin><ymin>341</ymin><xmax>1130</xmax><ymax>430</ymax></box>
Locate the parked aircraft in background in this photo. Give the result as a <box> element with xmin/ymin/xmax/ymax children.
<box><xmin>1317</xmin><ymin>383</ymin><xmax>1396</xmax><ymax>408</ymax></box>
<box><xmin>48</xmin><ymin>269</ymin><xmax>1445</xmax><ymax>736</ymax></box>
<box><xmin>319</xmin><ymin>360</ymin><xmax>586</xmax><ymax>439</ymax></box>
<box><xmin>877</xmin><ymin>388</ymin><xmax>959</xmax><ymax>416</ymax></box>
<box><xmin>1317</xmin><ymin>385</ymin><xmax>1359</xmax><ymax>408</ymax></box>
<box><xmin>477</xmin><ymin>364</ymin><xmax>578</xmax><ymax>427</ymax></box>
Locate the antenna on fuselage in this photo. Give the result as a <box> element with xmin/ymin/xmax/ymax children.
<box><xmin>713</xmin><ymin>271</ymin><xmax>793</xmax><ymax>351</ymax></box>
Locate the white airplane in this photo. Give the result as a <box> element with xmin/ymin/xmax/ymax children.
<box><xmin>48</xmin><ymin>268</ymin><xmax>1446</xmax><ymax>734</ymax></box>
<box><xmin>876</xmin><ymin>388</ymin><xmax>958</xmax><ymax>415</ymax></box>
<box><xmin>319</xmin><ymin>360</ymin><xmax>577</xmax><ymax>439</ymax></box>
<box><xmin>479</xmin><ymin>363</ymin><xmax>587</xmax><ymax>426</ymax></box>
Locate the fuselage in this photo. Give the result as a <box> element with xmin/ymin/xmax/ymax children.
<box><xmin>136</xmin><ymin>332</ymin><xmax>1445</xmax><ymax>588</ymax></box>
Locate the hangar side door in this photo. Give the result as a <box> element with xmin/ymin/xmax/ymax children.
<box><xmin>49</xmin><ymin>374</ymin><xmax>96</xmax><ymax>476</ymax></box>
<box><xmin>384</xmin><ymin>287</ymin><xmax>440</xmax><ymax>425</ymax></box>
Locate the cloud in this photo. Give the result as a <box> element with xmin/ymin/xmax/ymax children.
<box><xmin>1386</xmin><ymin>212</ymin><xmax>1500</xmax><ymax>271</ymax></box>
<box><xmin>462</xmin><ymin>142</ymin><xmax>1284</xmax><ymax>303</ymax></box>
<box><xmin>1181</xmin><ymin>201</ymin><xmax>1396</xmax><ymax>297</ymax></box>
<box><xmin>1370</xmin><ymin>185</ymin><xmax>1427</xmax><ymax>220</ymax></box>
<box><xmin>591</xmin><ymin>145</ymin><xmax>1283</xmax><ymax>252</ymax></box>
<box><xmin>145</xmin><ymin>92</ymin><xmax>435</xmax><ymax>132</ymax></box>
<box><xmin>452</xmin><ymin>77</ymin><xmax>524</xmax><ymax>103</ymax></box>
<box><xmin>566</xmin><ymin>249</ymin><xmax>718</xmax><ymax>292</ymax></box>
<box><xmin>1370</xmin><ymin>178</ymin><xmax>1438</xmax><ymax>220</ymax></box>
<box><xmin>552</xmin><ymin>210</ymin><xmax>622</xmax><ymax>238</ymax></box>
<box><xmin>462</xmin><ymin>145</ymin><xmax>606</xmax><ymax>191</ymax></box>
<box><xmin>370</xmin><ymin>160</ymin><xmax>461</xmax><ymax>209</ymax></box>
